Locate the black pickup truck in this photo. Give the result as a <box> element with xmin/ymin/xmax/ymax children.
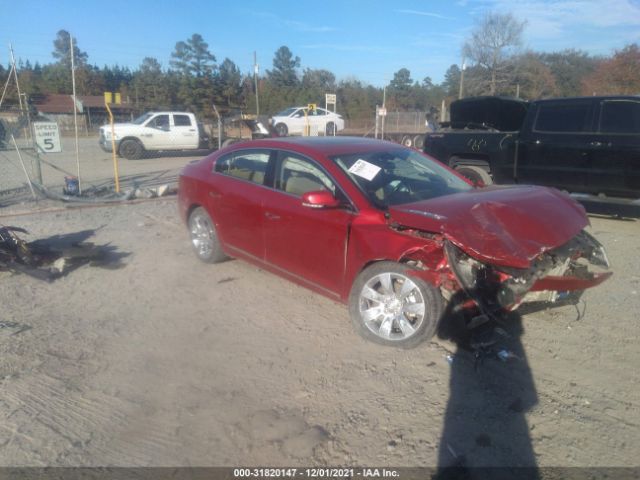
<box><xmin>423</xmin><ymin>95</ymin><xmax>640</xmax><ymax>200</ymax></box>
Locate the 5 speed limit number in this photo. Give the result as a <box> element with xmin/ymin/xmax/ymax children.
<box><xmin>33</xmin><ymin>122</ymin><xmax>62</xmax><ymax>153</ymax></box>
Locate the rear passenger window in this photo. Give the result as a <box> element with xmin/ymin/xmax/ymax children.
<box><xmin>600</xmin><ymin>100</ymin><xmax>640</xmax><ymax>134</ymax></box>
<box><xmin>534</xmin><ymin>102</ymin><xmax>593</xmax><ymax>133</ymax></box>
<box><xmin>215</xmin><ymin>150</ymin><xmax>270</xmax><ymax>185</ymax></box>
<box><xmin>277</xmin><ymin>154</ymin><xmax>335</xmax><ymax>196</ymax></box>
<box><xmin>174</xmin><ymin>115</ymin><xmax>192</xmax><ymax>127</ymax></box>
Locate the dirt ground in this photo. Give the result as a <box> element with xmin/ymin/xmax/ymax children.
<box><xmin>0</xmin><ymin>197</ymin><xmax>639</xmax><ymax>469</ymax></box>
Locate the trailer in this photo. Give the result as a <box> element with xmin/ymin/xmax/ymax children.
<box><xmin>363</xmin><ymin>108</ymin><xmax>438</xmax><ymax>149</ymax></box>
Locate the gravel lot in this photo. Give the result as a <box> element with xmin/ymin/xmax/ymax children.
<box><xmin>0</xmin><ymin>195</ymin><xmax>638</xmax><ymax>469</ymax></box>
<box><xmin>1</xmin><ymin>139</ymin><xmax>639</xmax><ymax>471</ymax></box>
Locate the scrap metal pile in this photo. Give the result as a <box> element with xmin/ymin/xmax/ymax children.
<box><xmin>0</xmin><ymin>225</ymin><xmax>124</xmax><ymax>281</ymax></box>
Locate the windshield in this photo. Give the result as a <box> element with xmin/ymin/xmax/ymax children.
<box><xmin>331</xmin><ymin>149</ymin><xmax>471</xmax><ymax>208</ymax></box>
<box><xmin>132</xmin><ymin>112</ymin><xmax>154</xmax><ymax>125</ymax></box>
<box><xmin>274</xmin><ymin>107</ymin><xmax>298</xmax><ymax>117</ymax></box>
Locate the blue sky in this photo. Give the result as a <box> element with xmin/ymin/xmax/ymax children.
<box><xmin>1</xmin><ymin>0</ymin><xmax>639</xmax><ymax>86</ymax></box>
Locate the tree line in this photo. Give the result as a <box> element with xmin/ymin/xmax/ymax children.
<box><xmin>1</xmin><ymin>19</ymin><xmax>639</xmax><ymax>126</ymax></box>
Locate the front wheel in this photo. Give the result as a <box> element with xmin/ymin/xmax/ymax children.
<box><xmin>349</xmin><ymin>261</ymin><xmax>443</xmax><ymax>348</ymax></box>
<box><xmin>188</xmin><ymin>207</ymin><xmax>227</xmax><ymax>263</ymax></box>
<box><xmin>275</xmin><ymin>123</ymin><xmax>288</xmax><ymax>136</ymax></box>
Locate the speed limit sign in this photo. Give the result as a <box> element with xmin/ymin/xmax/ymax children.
<box><xmin>33</xmin><ymin>122</ymin><xmax>62</xmax><ymax>153</ymax></box>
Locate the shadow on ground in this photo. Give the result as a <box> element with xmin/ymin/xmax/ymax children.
<box><xmin>434</xmin><ymin>292</ymin><xmax>540</xmax><ymax>480</ymax></box>
<box><xmin>2</xmin><ymin>227</ymin><xmax>130</xmax><ymax>281</ymax></box>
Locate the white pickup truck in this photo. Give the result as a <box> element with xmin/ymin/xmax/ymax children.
<box><xmin>99</xmin><ymin>111</ymin><xmax>209</xmax><ymax>159</ymax></box>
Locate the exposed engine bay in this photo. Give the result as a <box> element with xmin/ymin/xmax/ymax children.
<box><xmin>443</xmin><ymin>230</ymin><xmax>612</xmax><ymax>316</ymax></box>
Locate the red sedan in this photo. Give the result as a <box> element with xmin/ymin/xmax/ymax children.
<box><xmin>178</xmin><ymin>137</ymin><xmax>611</xmax><ymax>348</ymax></box>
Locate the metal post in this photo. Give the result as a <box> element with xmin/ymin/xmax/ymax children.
<box><xmin>9</xmin><ymin>45</ymin><xmax>24</xmax><ymax>115</ymax></box>
<box><xmin>253</xmin><ymin>51</ymin><xmax>260</xmax><ymax>117</ymax></box>
<box><xmin>374</xmin><ymin>105</ymin><xmax>379</xmax><ymax>139</ymax></box>
<box><xmin>0</xmin><ymin>64</ymin><xmax>14</xmax><ymax>107</ymax></box>
<box><xmin>105</xmin><ymin>100</ymin><xmax>120</xmax><ymax>193</ymax></box>
<box><xmin>212</xmin><ymin>104</ymin><xmax>222</xmax><ymax>149</ymax></box>
<box><xmin>458</xmin><ymin>59</ymin><xmax>465</xmax><ymax>100</ymax></box>
<box><xmin>70</xmin><ymin>35</ymin><xmax>81</xmax><ymax>194</ymax></box>
<box><xmin>22</xmin><ymin>92</ymin><xmax>42</xmax><ymax>184</ymax></box>
<box><xmin>11</xmin><ymin>134</ymin><xmax>37</xmax><ymax>200</ymax></box>
<box><xmin>381</xmin><ymin>86</ymin><xmax>386</xmax><ymax>139</ymax></box>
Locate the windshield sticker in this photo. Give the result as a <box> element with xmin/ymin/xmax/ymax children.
<box><xmin>348</xmin><ymin>159</ymin><xmax>381</xmax><ymax>181</ymax></box>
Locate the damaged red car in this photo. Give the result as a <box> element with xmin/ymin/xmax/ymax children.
<box><xmin>178</xmin><ymin>137</ymin><xmax>612</xmax><ymax>347</ymax></box>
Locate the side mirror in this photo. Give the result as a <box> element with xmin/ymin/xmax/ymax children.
<box><xmin>301</xmin><ymin>190</ymin><xmax>340</xmax><ymax>209</ymax></box>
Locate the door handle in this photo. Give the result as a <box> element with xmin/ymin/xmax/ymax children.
<box><xmin>264</xmin><ymin>212</ymin><xmax>281</xmax><ymax>220</ymax></box>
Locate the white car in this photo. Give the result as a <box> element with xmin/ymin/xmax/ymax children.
<box><xmin>270</xmin><ymin>106</ymin><xmax>345</xmax><ymax>137</ymax></box>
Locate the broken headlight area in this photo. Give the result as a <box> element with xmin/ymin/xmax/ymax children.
<box><xmin>444</xmin><ymin>230</ymin><xmax>612</xmax><ymax>315</ymax></box>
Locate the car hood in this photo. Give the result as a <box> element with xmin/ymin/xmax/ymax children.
<box><xmin>388</xmin><ymin>185</ymin><xmax>588</xmax><ymax>269</ymax></box>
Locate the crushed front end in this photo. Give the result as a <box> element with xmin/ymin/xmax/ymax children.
<box><xmin>443</xmin><ymin>230</ymin><xmax>612</xmax><ymax>316</ymax></box>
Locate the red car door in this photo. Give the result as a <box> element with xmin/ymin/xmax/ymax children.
<box><xmin>262</xmin><ymin>151</ymin><xmax>353</xmax><ymax>296</ymax></box>
<box><xmin>206</xmin><ymin>149</ymin><xmax>272</xmax><ymax>259</ymax></box>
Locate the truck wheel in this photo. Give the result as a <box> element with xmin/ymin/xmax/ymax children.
<box><xmin>455</xmin><ymin>165</ymin><xmax>493</xmax><ymax>186</ymax></box>
<box><xmin>326</xmin><ymin>122</ymin><xmax>336</xmax><ymax>136</ymax></box>
<box><xmin>275</xmin><ymin>123</ymin><xmax>288</xmax><ymax>136</ymax></box>
<box><xmin>413</xmin><ymin>135</ymin><xmax>425</xmax><ymax>149</ymax></box>
<box><xmin>221</xmin><ymin>138</ymin><xmax>238</xmax><ymax>148</ymax></box>
<box><xmin>401</xmin><ymin>135</ymin><xmax>413</xmax><ymax>147</ymax></box>
<box><xmin>119</xmin><ymin>139</ymin><xmax>144</xmax><ymax>160</ymax></box>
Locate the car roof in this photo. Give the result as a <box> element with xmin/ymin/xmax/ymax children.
<box><xmin>147</xmin><ymin>111</ymin><xmax>193</xmax><ymax>115</ymax></box>
<box><xmin>233</xmin><ymin>136</ymin><xmax>405</xmax><ymax>157</ymax></box>
<box><xmin>533</xmin><ymin>95</ymin><xmax>640</xmax><ymax>104</ymax></box>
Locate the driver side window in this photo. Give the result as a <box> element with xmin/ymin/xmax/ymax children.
<box><xmin>148</xmin><ymin>115</ymin><xmax>170</xmax><ymax>130</ymax></box>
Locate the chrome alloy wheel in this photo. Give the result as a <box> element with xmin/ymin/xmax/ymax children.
<box><xmin>358</xmin><ymin>272</ymin><xmax>426</xmax><ymax>341</ymax></box>
<box><xmin>189</xmin><ymin>211</ymin><xmax>215</xmax><ymax>258</ymax></box>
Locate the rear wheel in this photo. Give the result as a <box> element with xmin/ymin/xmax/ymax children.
<box><xmin>455</xmin><ymin>164</ymin><xmax>493</xmax><ymax>186</ymax></box>
<box><xmin>401</xmin><ymin>135</ymin><xmax>413</xmax><ymax>147</ymax></box>
<box><xmin>275</xmin><ymin>123</ymin><xmax>288</xmax><ymax>136</ymax></box>
<box><xmin>188</xmin><ymin>207</ymin><xmax>227</xmax><ymax>263</ymax></box>
<box><xmin>349</xmin><ymin>261</ymin><xmax>443</xmax><ymax>348</ymax></box>
<box><xmin>119</xmin><ymin>139</ymin><xmax>144</xmax><ymax>160</ymax></box>
<box><xmin>413</xmin><ymin>135</ymin><xmax>425</xmax><ymax>149</ymax></box>
<box><xmin>326</xmin><ymin>122</ymin><xmax>336</xmax><ymax>136</ymax></box>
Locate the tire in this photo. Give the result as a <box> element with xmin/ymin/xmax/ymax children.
<box><xmin>413</xmin><ymin>135</ymin><xmax>425</xmax><ymax>150</ymax></box>
<box><xmin>326</xmin><ymin>122</ymin><xmax>336</xmax><ymax>136</ymax></box>
<box><xmin>188</xmin><ymin>207</ymin><xmax>227</xmax><ymax>263</ymax></box>
<box><xmin>401</xmin><ymin>135</ymin><xmax>413</xmax><ymax>147</ymax></box>
<box><xmin>119</xmin><ymin>139</ymin><xmax>144</xmax><ymax>160</ymax></box>
<box><xmin>275</xmin><ymin>123</ymin><xmax>288</xmax><ymax>136</ymax></box>
<box><xmin>221</xmin><ymin>138</ymin><xmax>238</xmax><ymax>148</ymax></box>
<box><xmin>454</xmin><ymin>164</ymin><xmax>493</xmax><ymax>186</ymax></box>
<box><xmin>348</xmin><ymin>261</ymin><xmax>444</xmax><ymax>348</ymax></box>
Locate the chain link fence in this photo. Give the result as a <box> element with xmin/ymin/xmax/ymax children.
<box><xmin>0</xmin><ymin>107</ymin><xmax>196</xmax><ymax>208</ymax></box>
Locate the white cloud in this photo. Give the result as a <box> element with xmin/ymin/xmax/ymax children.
<box><xmin>395</xmin><ymin>9</ymin><xmax>454</xmax><ymax>20</ymax></box>
<box><xmin>247</xmin><ymin>11</ymin><xmax>336</xmax><ymax>33</ymax></box>
<box><xmin>472</xmin><ymin>0</ymin><xmax>640</xmax><ymax>40</ymax></box>
<box><xmin>300</xmin><ymin>44</ymin><xmax>388</xmax><ymax>53</ymax></box>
